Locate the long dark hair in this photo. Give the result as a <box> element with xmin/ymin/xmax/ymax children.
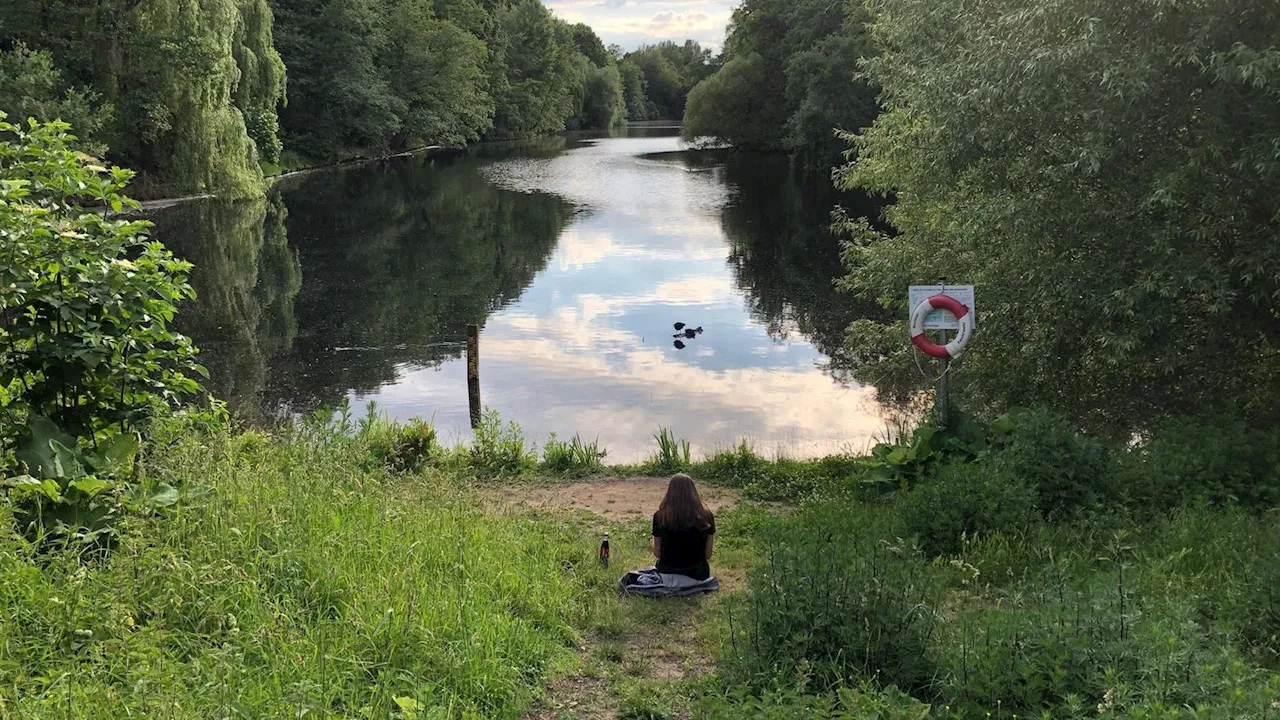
<box><xmin>655</xmin><ymin>473</ymin><xmax>713</xmax><ymax>531</ymax></box>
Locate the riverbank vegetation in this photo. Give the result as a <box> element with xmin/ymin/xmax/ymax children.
<box><xmin>834</xmin><ymin>0</ymin><xmax>1280</xmax><ymax>435</ymax></box>
<box><xmin>0</xmin><ymin>0</ymin><xmax>709</xmax><ymax>199</ymax></box>
<box><xmin>5</xmin><ymin>0</ymin><xmax>1280</xmax><ymax>717</ymax></box>
<box><xmin>681</xmin><ymin>0</ymin><xmax>881</xmax><ymax>171</ymax></box>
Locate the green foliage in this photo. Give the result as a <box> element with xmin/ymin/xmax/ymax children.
<box><xmin>5</xmin><ymin>416</ymin><xmax>141</xmax><ymax>547</ymax></box>
<box><xmin>231</xmin><ymin>0</ymin><xmax>288</xmax><ymax>165</ymax></box>
<box><xmin>0</xmin><ymin>421</ymin><xmax>594</xmax><ymax>717</ymax></box>
<box><xmin>683</xmin><ymin>0</ymin><xmax>878</xmax><ymax>168</ymax></box>
<box><xmin>0</xmin><ymin>116</ymin><xmax>205</xmax><ymax>451</ymax></box>
<box><xmin>386</xmin><ymin>2</ymin><xmax>495</xmax><ymax>147</ymax></box>
<box><xmin>541</xmin><ymin>433</ymin><xmax>606</xmax><ymax>476</ymax></box>
<box><xmin>625</xmin><ymin>41</ymin><xmax>716</xmax><ymax>120</ymax></box>
<box><xmin>941</xmin><ymin>514</ymin><xmax>1280</xmax><ymax>717</ymax></box>
<box><xmin>683</xmin><ymin>54</ymin><xmax>781</xmax><ymax>151</ymax></box>
<box><xmin>581</xmin><ymin>64</ymin><xmax>627</xmax><ymax>130</ymax></box>
<box><xmin>361</xmin><ymin>414</ymin><xmax>438</xmax><ymax>473</ymax></box>
<box><xmin>489</xmin><ymin>0</ymin><xmax>584</xmax><ymax>139</ymax></box>
<box><xmin>3</xmin><ymin>0</ymin><xmax>282</xmax><ymax>198</ymax></box>
<box><xmin>0</xmin><ymin>43</ymin><xmax>110</xmax><ymax>156</ymax></box>
<box><xmin>569</xmin><ymin>22</ymin><xmax>610</xmax><ymax>68</ymax></box>
<box><xmin>731</xmin><ymin>479</ymin><xmax>1280</xmax><ymax>717</ymax></box>
<box><xmin>1117</xmin><ymin>417</ymin><xmax>1280</xmax><ymax>514</ymax></box>
<box><xmin>649</xmin><ymin>427</ymin><xmax>692</xmax><ymax>474</ymax></box>
<box><xmin>992</xmin><ymin>407</ymin><xmax>1111</xmax><ymax>521</ymax></box>
<box><xmin>899</xmin><ymin>460</ymin><xmax>1040</xmax><ymax>556</ymax></box>
<box><xmin>725</xmin><ymin>503</ymin><xmax>942</xmax><ymax>694</ymax></box>
<box><xmin>697</xmin><ymin>683</ymin><xmax>929</xmax><ymax>720</ymax></box>
<box><xmin>618</xmin><ymin>60</ymin><xmax>650</xmax><ymax>121</ymax></box>
<box><xmin>467</xmin><ymin>409</ymin><xmax>536</xmax><ymax>478</ymax></box>
<box><xmin>837</xmin><ymin>0</ymin><xmax>1280</xmax><ymax>433</ymax></box>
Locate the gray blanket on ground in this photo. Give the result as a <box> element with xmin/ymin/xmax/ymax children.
<box><xmin>618</xmin><ymin>567</ymin><xmax>720</xmax><ymax>597</ymax></box>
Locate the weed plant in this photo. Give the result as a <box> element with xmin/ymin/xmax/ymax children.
<box><xmin>467</xmin><ymin>409</ymin><xmax>536</xmax><ymax>478</ymax></box>
<box><xmin>649</xmin><ymin>427</ymin><xmax>692</xmax><ymax>474</ymax></box>
<box><xmin>541</xmin><ymin>433</ymin><xmax>607</xmax><ymax>476</ymax></box>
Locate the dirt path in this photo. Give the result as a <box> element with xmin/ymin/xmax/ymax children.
<box><xmin>505</xmin><ymin>476</ymin><xmax>751</xmax><ymax>720</ymax></box>
<box><xmin>502</xmin><ymin>475</ymin><xmax>743</xmax><ymax>521</ymax></box>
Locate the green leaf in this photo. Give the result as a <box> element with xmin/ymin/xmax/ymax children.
<box><xmin>68</xmin><ymin>477</ymin><xmax>114</xmax><ymax>498</ymax></box>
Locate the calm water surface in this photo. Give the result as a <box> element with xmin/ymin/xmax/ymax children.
<box><xmin>155</xmin><ymin>127</ymin><xmax>891</xmax><ymax>461</ymax></box>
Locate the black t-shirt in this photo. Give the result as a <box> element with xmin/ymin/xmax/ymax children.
<box><xmin>652</xmin><ymin>513</ymin><xmax>716</xmax><ymax>581</ymax></box>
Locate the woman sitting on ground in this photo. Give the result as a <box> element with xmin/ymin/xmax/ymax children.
<box><xmin>651</xmin><ymin>473</ymin><xmax>715</xmax><ymax>581</ymax></box>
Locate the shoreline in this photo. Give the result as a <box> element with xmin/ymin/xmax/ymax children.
<box><xmin>136</xmin><ymin>144</ymin><xmax>455</xmax><ymax>211</ymax></box>
<box><xmin>137</xmin><ymin>123</ymin><xmax>688</xmax><ymax>210</ymax></box>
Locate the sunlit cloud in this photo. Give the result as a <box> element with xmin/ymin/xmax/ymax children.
<box><xmin>542</xmin><ymin>0</ymin><xmax>739</xmax><ymax>51</ymax></box>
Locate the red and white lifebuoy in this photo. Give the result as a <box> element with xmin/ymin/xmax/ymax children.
<box><xmin>909</xmin><ymin>294</ymin><xmax>974</xmax><ymax>360</ymax></box>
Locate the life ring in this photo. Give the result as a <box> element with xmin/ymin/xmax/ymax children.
<box><xmin>909</xmin><ymin>294</ymin><xmax>974</xmax><ymax>360</ymax></box>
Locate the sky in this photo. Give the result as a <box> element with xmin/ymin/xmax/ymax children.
<box><xmin>541</xmin><ymin>0</ymin><xmax>740</xmax><ymax>52</ymax></box>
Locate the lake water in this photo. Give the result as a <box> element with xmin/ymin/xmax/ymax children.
<box><xmin>154</xmin><ymin>126</ymin><xmax>895</xmax><ymax>462</ymax></box>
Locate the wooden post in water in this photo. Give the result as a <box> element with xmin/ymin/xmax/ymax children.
<box><xmin>467</xmin><ymin>325</ymin><xmax>481</xmax><ymax>428</ymax></box>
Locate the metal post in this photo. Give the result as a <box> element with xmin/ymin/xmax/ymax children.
<box><xmin>466</xmin><ymin>325</ymin><xmax>481</xmax><ymax>428</ymax></box>
<box><xmin>938</xmin><ymin>328</ymin><xmax>950</xmax><ymax>427</ymax></box>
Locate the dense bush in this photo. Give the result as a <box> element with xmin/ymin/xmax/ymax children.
<box><xmin>1</xmin><ymin>117</ymin><xmax>206</xmax><ymax>542</ymax></box>
<box><xmin>0</xmin><ymin>116</ymin><xmax>205</xmax><ymax>446</ymax></box>
<box><xmin>727</xmin><ymin>408</ymin><xmax>1280</xmax><ymax>717</ymax></box>
<box><xmin>725</xmin><ymin>503</ymin><xmax>942</xmax><ymax>694</ymax></box>
<box><xmin>467</xmin><ymin>409</ymin><xmax>536</xmax><ymax>478</ymax></box>
<box><xmin>899</xmin><ymin>460</ymin><xmax>1039</xmax><ymax>556</ymax></box>
<box><xmin>1117</xmin><ymin>417</ymin><xmax>1280</xmax><ymax>514</ymax></box>
<box><xmin>993</xmin><ymin>407</ymin><xmax>1112</xmax><ymax>521</ymax></box>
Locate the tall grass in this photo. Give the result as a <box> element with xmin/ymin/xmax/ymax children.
<box><xmin>649</xmin><ymin>427</ymin><xmax>692</xmax><ymax>474</ymax></box>
<box><xmin>0</xmin><ymin>422</ymin><xmax>591</xmax><ymax>718</ymax></box>
<box><xmin>541</xmin><ymin>433</ymin><xmax>607</xmax><ymax>476</ymax></box>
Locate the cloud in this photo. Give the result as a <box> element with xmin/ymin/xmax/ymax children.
<box><xmin>542</xmin><ymin>0</ymin><xmax>739</xmax><ymax>51</ymax></box>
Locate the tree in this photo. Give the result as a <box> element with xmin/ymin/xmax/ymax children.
<box><xmin>683</xmin><ymin>54</ymin><xmax>783</xmax><ymax>151</ymax></box>
<box><xmin>383</xmin><ymin>0</ymin><xmax>494</xmax><ymax>147</ymax></box>
<box><xmin>232</xmin><ymin>0</ymin><xmax>288</xmax><ymax>164</ymax></box>
<box><xmin>581</xmin><ymin>64</ymin><xmax>627</xmax><ymax>129</ymax></box>
<box><xmin>489</xmin><ymin>0</ymin><xmax>582</xmax><ymax>138</ymax></box>
<box><xmin>570</xmin><ymin>23</ymin><xmax>610</xmax><ymax>68</ymax></box>
<box><xmin>0</xmin><ymin>43</ymin><xmax>110</xmax><ymax>156</ymax></box>
<box><xmin>836</xmin><ymin>0</ymin><xmax>1280</xmax><ymax>432</ymax></box>
<box><xmin>632</xmin><ymin>49</ymin><xmax>681</xmax><ymax>118</ymax></box>
<box><xmin>272</xmin><ymin>0</ymin><xmax>401</xmax><ymax>160</ymax></box>
<box><xmin>3</xmin><ymin>0</ymin><xmax>284</xmax><ymax>198</ymax></box>
<box><xmin>619</xmin><ymin>60</ymin><xmax>649</xmax><ymax>121</ymax></box>
<box><xmin>682</xmin><ymin>0</ymin><xmax>878</xmax><ymax>169</ymax></box>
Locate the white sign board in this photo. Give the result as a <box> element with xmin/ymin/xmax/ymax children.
<box><xmin>909</xmin><ymin>285</ymin><xmax>976</xmax><ymax>330</ymax></box>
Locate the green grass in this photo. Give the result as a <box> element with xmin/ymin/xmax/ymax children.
<box><xmin>0</xmin><ymin>424</ymin><xmax>610</xmax><ymax>718</ymax></box>
<box><xmin>4</xmin><ymin>408</ymin><xmax>1278</xmax><ymax>719</ymax></box>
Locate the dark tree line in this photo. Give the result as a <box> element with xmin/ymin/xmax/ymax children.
<box><xmin>681</xmin><ymin>0</ymin><xmax>881</xmax><ymax>172</ymax></box>
<box><xmin>0</xmin><ymin>0</ymin><xmax>714</xmax><ymax>198</ymax></box>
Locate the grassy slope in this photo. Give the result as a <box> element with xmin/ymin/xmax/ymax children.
<box><xmin>3</xmin><ymin>417</ymin><xmax>1277</xmax><ymax>719</ymax></box>
<box><xmin>0</xmin><ymin>429</ymin><xmax>612</xmax><ymax>718</ymax></box>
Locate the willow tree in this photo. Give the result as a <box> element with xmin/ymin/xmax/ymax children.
<box><xmin>837</xmin><ymin>0</ymin><xmax>1280</xmax><ymax>432</ymax></box>
<box><xmin>233</xmin><ymin>0</ymin><xmax>288</xmax><ymax>165</ymax></box>
<box><xmin>2</xmin><ymin>0</ymin><xmax>285</xmax><ymax>197</ymax></box>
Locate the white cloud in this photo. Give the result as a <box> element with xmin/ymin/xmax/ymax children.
<box><xmin>542</xmin><ymin>0</ymin><xmax>739</xmax><ymax>51</ymax></box>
